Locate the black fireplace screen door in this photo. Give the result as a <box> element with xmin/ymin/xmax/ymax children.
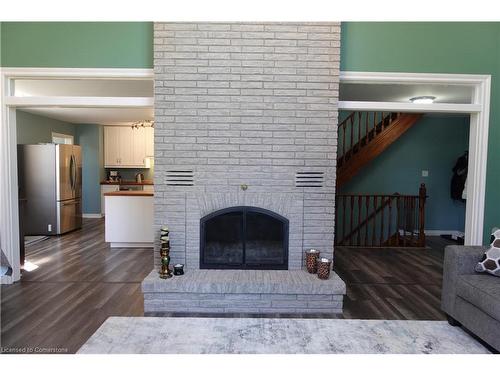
<box><xmin>200</xmin><ymin>206</ymin><xmax>288</xmax><ymax>270</ymax></box>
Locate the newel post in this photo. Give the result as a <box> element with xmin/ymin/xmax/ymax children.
<box><xmin>418</xmin><ymin>183</ymin><xmax>427</xmax><ymax>247</ymax></box>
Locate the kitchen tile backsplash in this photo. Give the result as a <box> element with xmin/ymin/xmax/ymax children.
<box><xmin>105</xmin><ymin>168</ymin><xmax>153</xmax><ymax>181</ymax></box>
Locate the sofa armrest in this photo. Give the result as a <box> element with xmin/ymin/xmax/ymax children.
<box><xmin>441</xmin><ymin>245</ymin><xmax>487</xmax><ymax>315</ymax></box>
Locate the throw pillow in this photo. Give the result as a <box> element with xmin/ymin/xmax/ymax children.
<box><xmin>475</xmin><ymin>228</ymin><xmax>500</xmax><ymax>277</ymax></box>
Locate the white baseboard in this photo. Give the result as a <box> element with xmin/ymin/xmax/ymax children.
<box><xmin>82</xmin><ymin>213</ymin><xmax>104</xmax><ymax>219</ymax></box>
<box><xmin>425</xmin><ymin>230</ymin><xmax>464</xmax><ymax>238</ymax></box>
<box><xmin>398</xmin><ymin>229</ymin><xmax>465</xmax><ymax>239</ymax></box>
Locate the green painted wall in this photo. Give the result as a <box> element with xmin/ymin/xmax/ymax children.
<box><xmin>6</xmin><ymin>22</ymin><xmax>500</xmax><ymax>242</ymax></box>
<box><xmin>16</xmin><ymin>110</ymin><xmax>75</xmax><ymax>144</ymax></box>
<box><xmin>340</xmin><ymin>115</ymin><xmax>469</xmax><ymax>232</ymax></box>
<box><xmin>75</xmin><ymin>124</ymin><xmax>105</xmax><ymax>215</ymax></box>
<box><xmin>341</xmin><ymin>22</ymin><xmax>500</xmax><ymax>244</ymax></box>
<box><xmin>1</xmin><ymin>22</ymin><xmax>153</xmax><ymax>68</ymax></box>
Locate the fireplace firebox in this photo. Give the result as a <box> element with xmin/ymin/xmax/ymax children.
<box><xmin>200</xmin><ymin>206</ymin><xmax>289</xmax><ymax>270</ymax></box>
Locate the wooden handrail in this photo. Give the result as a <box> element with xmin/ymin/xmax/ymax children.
<box><xmin>335</xmin><ymin>184</ymin><xmax>426</xmax><ymax>248</ymax></box>
<box><xmin>337</xmin><ymin>111</ymin><xmax>399</xmax><ymax>166</ymax></box>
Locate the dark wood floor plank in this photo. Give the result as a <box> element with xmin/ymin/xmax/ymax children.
<box><xmin>2</xmin><ymin>218</ymin><xmax>452</xmax><ymax>353</ymax></box>
<box><xmin>335</xmin><ymin>236</ymin><xmax>451</xmax><ymax>321</ymax></box>
<box><xmin>1</xmin><ymin>218</ymin><xmax>153</xmax><ymax>353</ymax></box>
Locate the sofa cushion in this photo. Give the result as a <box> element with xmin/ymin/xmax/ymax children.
<box><xmin>456</xmin><ymin>274</ymin><xmax>500</xmax><ymax>321</ymax></box>
<box><xmin>475</xmin><ymin>228</ymin><xmax>500</xmax><ymax>277</ymax></box>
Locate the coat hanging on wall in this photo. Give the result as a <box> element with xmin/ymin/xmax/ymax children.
<box><xmin>451</xmin><ymin>151</ymin><xmax>468</xmax><ymax>202</ymax></box>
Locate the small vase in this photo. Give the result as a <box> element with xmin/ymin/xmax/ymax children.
<box><xmin>305</xmin><ymin>249</ymin><xmax>320</xmax><ymax>273</ymax></box>
<box><xmin>317</xmin><ymin>258</ymin><xmax>332</xmax><ymax>280</ymax></box>
<box><xmin>173</xmin><ymin>264</ymin><xmax>184</xmax><ymax>276</ymax></box>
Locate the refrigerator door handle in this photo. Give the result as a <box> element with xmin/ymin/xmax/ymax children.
<box><xmin>74</xmin><ymin>155</ymin><xmax>78</xmax><ymax>192</ymax></box>
<box><xmin>69</xmin><ymin>154</ymin><xmax>73</xmax><ymax>191</ymax></box>
<box><xmin>70</xmin><ymin>154</ymin><xmax>76</xmax><ymax>192</ymax></box>
<box><xmin>72</xmin><ymin>154</ymin><xmax>76</xmax><ymax>192</ymax></box>
<box><xmin>73</xmin><ymin>154</ymin><xmax>78</xmax><ymax>192</ymax></box>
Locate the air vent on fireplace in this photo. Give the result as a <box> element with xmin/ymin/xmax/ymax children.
<box><xmin>166</xmin><ymin>170</ymin><xmax>194</xmax><ymax>186</ymax></box>
<box><xmin>295</xmin><ymin>171</ymin><xmax>324</xmax><ymax>188</ymax></box>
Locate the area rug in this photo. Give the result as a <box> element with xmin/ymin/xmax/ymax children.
<box><xmin>77</xmin><ymin>317</ymin><xmax>490</xmax><ymax>354</ymax></box>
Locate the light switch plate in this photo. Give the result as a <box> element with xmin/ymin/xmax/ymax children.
<box><xmin>422</xmin><ymin>170</ymin><xmax>429</xmax><ymax>177</ymax></box>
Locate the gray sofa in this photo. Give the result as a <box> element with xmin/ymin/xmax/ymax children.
<box><xmin>441</xmin><ymin>245</ymin><xmax>500</xmax><ymax>352</ymax></box>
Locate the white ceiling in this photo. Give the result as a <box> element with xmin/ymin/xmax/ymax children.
<box><xmin>20</xmin><ymin>107</ymin><xmax>154</xmax><ymax>126</ymax></box>
<box><xmin>15</xmin><ymin>78</ymin><xmax>154</xmax><ymax>125</ymax></box>
<box><xmin>339</xmin><ymin>83</ymin><xmax>474</xmax><ymax>104</ymax></box>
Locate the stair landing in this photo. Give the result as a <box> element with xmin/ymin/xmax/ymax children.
<box><xmin>142</xmin><ymin>269</ymin><xmax>346</xmax><ymax>315</ymax></box>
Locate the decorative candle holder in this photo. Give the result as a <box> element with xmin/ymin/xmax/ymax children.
<box><xmin>173</xmin><ymin>264</ymin><xmax>184</xmax><ymax>276</ymax></box>
<box><xmin>305</xmin><ymin>249</ymin><xmax>320</xmax><ymax>273</ymax></box>
<box><xmin>159</xmin><ymin>226</ymin><xmax>172</xmax><ymax>279</ymax></box>
<box><xmin>317</xmin><ymin>258</ymin><xmax>332</xmax><ymax>280</ymax></box>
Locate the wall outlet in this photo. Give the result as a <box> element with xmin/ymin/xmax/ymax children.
<box><xmin>422</xmin><ymin>170</ymin><xmax>429</xmax><ymax>177</ymax></box>
<box><xmin>48</xmin><ymin>224</ymin><xmax>52</xmax><ymax>232</ymax></box>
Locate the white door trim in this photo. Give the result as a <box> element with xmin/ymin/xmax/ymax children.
<box><xmin>0</xmin><ymin>67</ymin><xmax>154</xmax><ymax>284</ymax></box>
<box><xmin>1</xmin><ymin>67</ymin><xmax>153</xmax><ymax>81</ymax></box>
<box><xmin>0</xmin><ymin>68</ymin><xmax>492</xmax><ymax>284</ymax></box>
<box><xmin>5</xmin><ymin>96</ymin><xmax>154</xmax><ymax>108</ymax></box>
<box><xmin>339</xmin><ymin>71</ymin><xmax>491</xmax><ymax>248</ymax></box>
<box><xmin>339</xmin><ymin>101</ymin><xmax>481</xmax><ymax>114</ymax></box>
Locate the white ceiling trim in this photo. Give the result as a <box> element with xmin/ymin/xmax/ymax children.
<box><xmin>339</xmin><ymin>101</ymin><xmax>482</xmax><ymax>113</ymax></box>
<box><xmin>5</xmin><ymin>96</ymin><xmax>153</xmax><ymax>108</ymax></box>
<box><xmin>340</xmin><ymin>71</ymin><xmax>490</xmax><ymax>87</ymax></box>
<box><xmin>1</xmin><ymin>67</ymin><xmax>154</xmax><ymax>81</ymax></box>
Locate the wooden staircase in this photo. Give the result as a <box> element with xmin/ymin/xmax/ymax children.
<box><xmin>337</xmin><ymin>111</ymin><xmax>422</xmax><ymax>188</ymax></box>
<box><xmin>335</xmin><ymin>184</ymin><xmax>427</xmax><ymax>248</ymax></box>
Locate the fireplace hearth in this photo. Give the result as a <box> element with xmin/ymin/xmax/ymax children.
<box><xmin>200</xmin><ymin>206</ymin><xmax>288</xmax><ymax>270</ymax></box>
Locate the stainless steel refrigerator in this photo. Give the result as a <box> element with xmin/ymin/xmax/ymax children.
<box><xmin>18</xmin><ymin>144</ymin><xmax>83</xmax><ymax>235</ymax></box>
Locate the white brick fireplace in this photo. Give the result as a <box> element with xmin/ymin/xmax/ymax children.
<box><xmin>153</xmin><ymin>22</ymin><xmax>340</xmax><ymax>270</ymax></box>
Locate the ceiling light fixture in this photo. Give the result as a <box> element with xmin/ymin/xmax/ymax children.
<box><xmin>409</xmin><ymin>96</ymin><xmax>436</xmax><ymax>104</ymax></box>
<box><xmin>131</xmin><ymin>120</ymin><xmax>154</xmax><ymax>130</ymax></box>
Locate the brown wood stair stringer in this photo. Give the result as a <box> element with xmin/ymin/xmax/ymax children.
<box><xmin>337</xmin><ymin>113</ymin><xmax>422</xmax><ymax>188</ymax></box>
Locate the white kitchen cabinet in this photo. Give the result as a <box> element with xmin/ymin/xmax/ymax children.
<box><xmin>105</xmin><ymin>194</ymin><xmax>154</xmax><ymax>247</ymax></box>
<box><xmin>132</xmin><ymin>129</ymin><xmax>146</xmax><ymax>166</ymax></box>
<box><xmin>101</xmin><ymin>184</ymin><xmax>120</xmax><ymax>215</ymax></box>
<box><xmin>104</xmin><ymin>126</ymin><xmax>154</xmax><ymax>168</ymax></box>
<box><xmin>144</xmin><ymin>127</ymin><xmax>154</xmax><ymax>157</ymax></box>
<box><xmin>104</xmin><ymin>127</ymin><xmax>121</xmax><ymax>167</ymax></box>
<box><xmin>118</xmin><ymin>127</ymin><xmax>135</xmax><ymax>166</ymax></box>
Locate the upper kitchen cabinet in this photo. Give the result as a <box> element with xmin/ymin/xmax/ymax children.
<box><xmin>144</xmin><ymin>126</ymin><xmax>154</xmax><ymax>157</ymax></box>
<box><xmin>119</xmin><ymin>127</ymin><xmax>136</xmax><ymax>166</ymax></box>
<box><xmin>104</xmin><ymin>126</ymin><xmax>121</xmax><ymax>167</ymax></box>
<box><xmin>104</xmin><ymin>126</ymin><xmax>154</xmax><ymax>168</ymax></box>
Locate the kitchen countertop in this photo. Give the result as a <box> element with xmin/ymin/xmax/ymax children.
<box><xmin>104</xmin><ymin>191</ymin><xmax>154</xmax><ymax>197</ymax></box>
<box><xmin>101</xmin><ymin>180</ymin><xmax>154</xmax><ymax>186</ymax></box>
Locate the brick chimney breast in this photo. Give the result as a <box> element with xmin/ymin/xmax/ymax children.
<box><xmin>153</xmin><ymin>22</ymin><xmax>340</xmax><ymax>269</ymax></box>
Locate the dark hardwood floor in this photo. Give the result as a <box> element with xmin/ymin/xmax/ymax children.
<box><xmin>1</xmin><ymin>218</ymin><xmax>453</xmax><ymax>353</ymax></box>
<box><xmin>1</xmin><ymin>219</ymin><xmax>153</xmax><ymax>354</ymax></box>
<box><xmin>335</xmin><ymin>236</ymin><xmax>451</xmax><ymax>320</ymax></box>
